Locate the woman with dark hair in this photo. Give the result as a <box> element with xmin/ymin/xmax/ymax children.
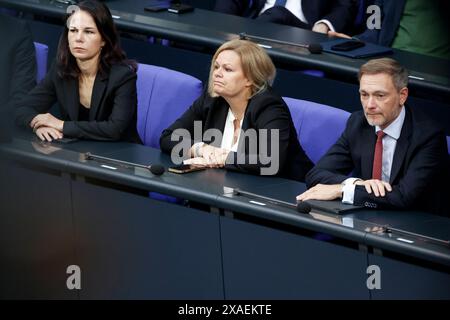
<box><xmin>16</xmin><ymin>0</ymin><xmax>140</xmax><ymax>142</ymax></box>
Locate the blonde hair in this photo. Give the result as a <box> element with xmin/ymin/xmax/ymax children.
<box><xmin>207</xmin><ymin>39</ymin><xmax>276</xmax><ymax>97</ymax></box>
<box><xmin>359</xmin><ymin>58</ymin><xmax>409</xmax><ymax>91</ymax></box>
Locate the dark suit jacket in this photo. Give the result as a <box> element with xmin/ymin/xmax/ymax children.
<box><xmin>357</xmin><ymin>0</ymin><xmax>405</xmax><ymax>46</ymax></box>
<box><xmin>306</xmin><ymin>107</ymin><xmax>449</xmax><ymax>215</ymax></box>
<box><xmin>358</xmin><ymin>0</ymin><xmax>450</xmax><ymax>46</ymax></box>
<box><xmin>16</xmin><ymin>62</ymin><xmax>141</xmax><ymax>143</ymax></box>
<box><xmin>0</xmin><ymin>14</ymin><xmax>36</xmax><ymax>141</ymax></box>
<box><xmin>214</xmin><ymin>0</ymin><xmax>357</xmax><ymax>33</ymax></box>
<box><xmin>160</xmin><ymin>88</ymin><xmax>313</xmax><ymax>181</ymax></box>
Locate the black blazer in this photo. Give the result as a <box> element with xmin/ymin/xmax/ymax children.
<box><xmin>16</xmin><ymin>62</ymin><xmax>141</xmax><ymax>143</ymax></box>
<box><xmin>0</xmin><ymin>14</ymin><xmax>36</xmax><ymax>140</ymax></box>
<box><xmin>160</xmin><ymin>88</ymin><xmax>313</xmax><ymax>181</ymax></box>
<box><xmin>306</xmin><ymin>107</ymin><xmax>449</xmax><ymax>215</ymax></box>
<box><xmin>214</xmin><ymin>0</ymin><xmax>357</xmax><ymax>33</ymax></box>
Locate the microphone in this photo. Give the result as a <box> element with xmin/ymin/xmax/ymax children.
<box><xmin>296</xmin><ymin>201</ymin><xmax>312</xmax><ymax>214</ymax></box>
<box><xmin>84</xmin><ymin>152</ymin><xmax>165</xmax><ymax>176</ymax></box>
<box><xmin>148</xmin><ymin>164</ymin><xmax>165</xmax><ymax>176</ymax></box>
<box><xmin>239</xmin><ymin>32</ymin><xmax>323</xmax><ymax>54</ymax></box>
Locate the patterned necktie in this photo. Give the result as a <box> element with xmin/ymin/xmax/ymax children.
<box><xmin>372</xmin><ymin>130</ymin><xmax>385</xmax><ymax>180</ymax></box>
<box><xmin>274</xmin><ymin>0</ymin><xmax>287</xmax><ymax>7</ymax></box>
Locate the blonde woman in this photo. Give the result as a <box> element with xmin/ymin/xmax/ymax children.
<box><xmin>160</xmin><ymin>39</ymin><xmax>312</xmax><ymax>181</ymax></box>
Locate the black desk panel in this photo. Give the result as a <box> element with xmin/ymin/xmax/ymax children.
<box><xmin>368</xmin><ymin>254</ymin><xmax>450</xmax><ymax>299</ymax></box>
<box><xmin>1</xmin><ymin>134</ymin><xmax>449</xmax><ymax>299</ymax></box>
<box><xmin>0</xmin><ymin>137</ymin><xmax>226</xmax><ymax>299</ymax></box>
<box><xmin>226</xmin><ymin>180</ymin><xmax>450</xmax><ymax>265</ymax></box>
<box><xmin>0</xmin><ymin>159</ymin><xmax>77</xmax><ymax>299</ymax></box>
<box><xmin>220</xmin><ymin>216</ymin><xmax>369</xmax><ymax>299</ymax></box>
<box><xmin>220</xmin><ymin>182</ymin><xmax>450</xmax><ymax>299</ymax></box>
<box><xmin>72</xmin><ymin>180</ymin><xmax>223</xmax><ymax>299</ymax></box>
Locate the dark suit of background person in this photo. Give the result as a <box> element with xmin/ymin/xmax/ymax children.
<box><xmin>214</xmin><ymin>0</ymin><xmax>357</xmax><ymax>33</ymax></box>
<box><xmin>160</xmin><ymin>88</ymin><xmax>314</xmax><ymax>181</ymax></box>
<box><xmin>0</xmin><ymin>14</ymin><xmax>36</xmax><ymax>141</ymax></box>
<box><xmin>356</xmin><ymin>0</ymin><xmax>450</xmax><ymax>59</ymax></box>
<box><xmin>305</xmin><ymin>106</ymin><xmax>448</xmax><ymax>215</ymax></box>
<box><xmin>15</xmin><ymin>62</ymin><xmax>140</xmax><ymax>142</ymax></box>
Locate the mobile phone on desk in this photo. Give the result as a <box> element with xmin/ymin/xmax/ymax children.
<box><xmin>168</xmin><ymin>3</ymin><xmax>194</xmax><ymax>14</ymax></box>
<box><xmin>331</xmin><ymin>40</ymin><xmax>365</xmax><ymax>51</ymax></box>
<box><xmin>52</xmin><ymin>137</ymin><xmax>78</xmax><ymax>144</ymax></box>
<box><xmin>168</xmin><ymin>164</ymin><xmax>205</xmax><ymax>174</ymax></box>
<box><xmin>144</xmin><ymin>4</ymin><xmax>170</xmax><ymax>12</ymax></box>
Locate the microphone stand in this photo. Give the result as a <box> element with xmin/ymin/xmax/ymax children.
<box><xmin>84</xmin><ymin>152</ymin><xmax>153</xmax><ymax>171</ymax></box>
<box><xmin>232</xmin><ymin>188</ymin><xmax>450</xmax><ymax>247</ymax></box>
<box><xmin>233</xmin><ymin>188</ymin><xmax>297</xmax><ymax>210</ymax></box>
<box><xmin>240</xmin><ymin>32</ymin><xmax>302</xmax><ymax>48</ymax></box>
<box><xmin>239</xmin><ymin>32</ymin><xmax>323</xmax><ymax>53</ymax></box>
<box><xmin>381</xmin><ymin>226</ymin><xmax>450</xmax><ymax>246</ymax></box>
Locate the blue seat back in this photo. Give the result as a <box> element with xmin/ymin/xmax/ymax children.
<box><xmin>33</xmin><ymin>42</ymin><xmax>48</xmax><ymax>83</ymax></box>
<box><xmin>283</xmin><ymin>97</ymin><xmax>350</xmax><ymax>164</ymax></box>
<box><xmin>136</xmin><ymin>63</ymin><xmax>203</xmax><ymax>148</ymax></box>
<box><xmin>447</xmin><ymin>136</ymin><xmax>450</xmax><ymax>154</ymax></box>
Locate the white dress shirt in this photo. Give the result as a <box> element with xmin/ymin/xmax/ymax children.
<box><xmin>220</xmin><ymin>109</ymin><xmax>243</xmax><ymax>152</ymax></box>
<box><xmin>260</xmin><ymin>0</ymin><xmax>336</xmax><ymax>32</ymax></box>
<box><xmin>190</xmin><ymin>110</ymin><xmax>242</xmax><ymax>158</ymax></box>
<box><xmin>342</xmin><ymin>106</ymin><xmax>406</xmax><ymax>204</ymax></box>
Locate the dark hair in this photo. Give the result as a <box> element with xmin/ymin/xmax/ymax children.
<box><xmin>57</xmin><ymin>0</ymin><xmax>136</xmax><ymax>78</ymax></box>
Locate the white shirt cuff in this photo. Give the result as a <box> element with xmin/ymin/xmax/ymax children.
<box><xmin>341</xmin><ymin>178</ymin><xmax>361</xmax><ymax>205</ymax></box>
<box><xmin>192</xmin><ymin>142</ymin><xmax>204</xmax><ymax>157</ymax></box>
<box><xmin>314</xmin><ymin>19</ymin><xmax>335</xmax><ymax>32</ymax></box>
<box><xmin>342</xmin><ymin>183</ymin><xmax>356</xmax><ymax>205</ymax></box>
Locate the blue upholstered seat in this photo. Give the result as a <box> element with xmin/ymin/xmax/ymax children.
<box><xmin>136</xmin><ymin>63</ymin><xmax>203</xmax><ymax>148</ymax></box>
<box><xmin>33</xmin><ymin>42</ymin><xmax>48</xmax><ymax>83</ymax></box>
<box><xmin>283</xmin><ymin>97</ymin><xmax>350</xmax><ymax>164</ymax></box>
<box><xmin>136</xmin><ymin>63</ymin><xmax>203</xmax><ymax>203</ymax></box>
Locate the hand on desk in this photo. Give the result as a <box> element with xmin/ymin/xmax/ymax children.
<box><xmin>354</xmin><ymin>179</ymin><xmax>392</xmax><ymax>197</ymax></box>
<box><xmin>185</xmin><ymin>144</ymin><xmax>230</xmax><ymax>168</ymax></box>
<box><xmin>364</xmin><ymin>226</ymin><xmax>385</xmax><ymax>234</ymax></box>
<box><xmin>296</xmin><ymin>180</ymin><xmax>393</xmax><ymax>202</ymax></box>
<box><xmin>312</xmin><ymin>22</ymin><xmax>330</xmax><ymax>34</ymax></box>
<box><xmin>30</xmin><ymin>113</ymin><xmax>64</xmax><ymax>132</ymax></box>
<box><xmin>327</xmin><ymin>30</ymin><xmax>352</xmax><ymax>39</ymax></box>
<box><xmin>34</xmin><ymin>126</ymin><xmax>63</xmax><ymax>142</ymax></box>
<box><xmin>296</xmin><ymin>184</ymin><xmax>343</xmax><ymax>201</ymax></box>
<box><xmin>184</xmin><ymin>157</ymin><xmax>212</xmax><ymax>167</ymax></box>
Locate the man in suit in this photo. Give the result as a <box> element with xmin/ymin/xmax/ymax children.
<box><xmin>214</xmin><ymin>0</ymin><xmax>357</xmax><ymax>34</ymax></box>
<box><xmin>0</xmin><ymin>13</ymin><xmax>36</xmax><ymax>141</ymax></box>
<box><xmin>297</xmin><ymin>58</ymin><xmax>448</xmax><ymax>215</ymax></box>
